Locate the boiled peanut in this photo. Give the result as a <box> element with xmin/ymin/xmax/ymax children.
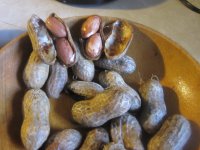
<box><xmin>80</xmin><ymin>128</ymin><xmax>109</xmax><ymax>150</ymax></box>
<box><xmin>46</xmin><ymin>61</ymin><xmax>68</xmax><ymax>99</ymax></box>
<box><xmin>46</xmin><ymin>129</ymin><xmax>82</xmax><ymax>150</ymax></box>
<box><xmin>111</xmin><ymin>113</ymin><xmax>144</xmax><ymax>150</ymax></box>
<box><xmin>56</xmin><ymin>38</ymin><xmax>76</xmax><ymax>66</ymax></box>
<box><xmin>46</xmin><ymin>13</ymin><xmax>67</xmax><ymax>38</ymax></box>
<box><xmin>68</xmin><ymin>81</ymin><xmax>104</xmax><ymax>99</ymax></box>
<box><xmin>21</xmin><ymin>89</ymin><xmax>50</xmax><ymax>150</ymax></box>
<box><xmin>95</xmin><ymin>55</ymin><xmax>136</xmax><ymax>74</ymax></box>
<box><xmin>27</xmin><ymin>15</ymin><xmax>56</xmax><ymax>65</ymax></box>
<box><xmin>23</xmin><ymin>50</ymin><xmax>49</xmax><ymax>89</ymax></box>
<box><xmin>72</xmin><ymin>52</ymin><xmax>94</xmax><ymax>81</ymax></box>
<box><xmin>85</xmin><ymin>33</ymin><xmax>102</xmax><ymax>60</ymax></box>
<box><xmin>98</xmin><ymin>71</ymin><xmax>141</xmax><ymax>111</ymax></box>
<box><xmin>81</xmin><ymin>15</ymin><xmax>101</xmax><ymax>38</ymax></box>
<box><xmin>72</xmin><ymin>86</ymin><xmax>132</xmax><ymax>127</ymax></box>
<box><xmin>148</xmin><ymin>114</ymin><xmax>191</xmax><ymax>150</ymax></box>
<box><xmin>139</xmin><ymin>77</ymin><xmax>167</xmax><ymax>134</ymax></box>
<box><xmin>103</xmin><ymin>143</ymin><xmax>126</xmax><ymax>150</ymax></box>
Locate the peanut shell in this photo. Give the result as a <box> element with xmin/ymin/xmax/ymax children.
<box><xmin>80</xmin><ymin>128</ymin><xmax>109</xmax><ymax>150</ymax></box>
<box><xmin>95</xmin><ymin>55</ymin><xmax>136</xmax><ymax>74</ymax></box>
<box><xmin>148</xmin><ymin>114</ymin><xmax>191</xmax><ymax>150</ymax></box>
<box><xmin>46</xmin><ymin>61</ymin><xmax>68</xmax><ymax>99</ymax></box>
<box><xmin>139</xmin><ymin>77</ymin><xmax>167</xmax><ymax>134</ymax></box>
<box><xmin>21</xmin><ymin>89</ymin><xmax>50</xmax><ymax>150</ymax></box>
<box><xmin>68</xmin><ymin>81</ymin><xmax>104</xmax><ymax>99</ymax></box>
<box><xmin>23</xmin><ymin>50</ymin><xmax>49</xmax><ymax>89</ymax></box>
<box><xmin>46</xmin><ymin>129</ymin><xmax>82</xmax><ymax>150</ymax></box>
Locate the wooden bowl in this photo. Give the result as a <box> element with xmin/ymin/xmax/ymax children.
<box><xmin>0</xmin><ymin>16</ymin><xmax>199</xmax><ymax>150</ymax></box>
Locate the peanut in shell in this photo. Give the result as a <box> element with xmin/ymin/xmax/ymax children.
<box><xmin>68</xmin><ymin>81</ymin><xmax>104</xmax><ymax>99</ymax></box>
<box><xmin>23</xmin><ymin>50</ymin><xmax>49</xmax><ymax>89</ymax></box>
<box><xmin>21</xmin><ymin>89</ymin><xmax>50</xmax><ymax>150</ymax></box>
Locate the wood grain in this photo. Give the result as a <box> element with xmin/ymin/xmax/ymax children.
<box><xmin>0</xmin><ymin>16</ymin><xmax>199</xmax><ymax>150</ymax></box>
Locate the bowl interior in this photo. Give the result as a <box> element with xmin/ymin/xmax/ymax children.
<box><xmin>0</xmin><ymin>16</ymin><xmax>199</xmax><ymax>150</ymax></box>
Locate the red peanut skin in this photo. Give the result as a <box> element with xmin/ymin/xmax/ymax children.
<box><xmin>85</xmin><ymin>33</ymin><xmax>102</xmax><ymax>60</ymax></box>
<box><xmin>81</xmin><ymin>15</ymin><xmax>101</xmax><ymax>38</ymax></box>
<box><xmin>56</xmin><ymin>38</ymin><xmax>75</xmax><ymax>66</ymax></box>
<box><xmin>46</xmin><ymin>15</ymin><xmax>67</xmax><ymax>38</ymax></box>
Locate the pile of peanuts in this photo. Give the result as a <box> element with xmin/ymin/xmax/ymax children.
<box><xmin>21</xmin><ymin>14</ymin><xmax>191</xmax><ymax>150</ymax></box>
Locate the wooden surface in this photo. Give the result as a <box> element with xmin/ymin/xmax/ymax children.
<box><xmin>0</xmin><ymin>16</ymin><xmax>200</xmax><ymax>150</ymax></box>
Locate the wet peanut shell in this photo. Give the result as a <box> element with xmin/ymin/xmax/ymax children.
<box><xmin>21</xmin><ymin>89</ymin><xmax>50</xmax><ymax>150</ymax></box>
<box><xmin>148</xmin><ymin>114</ymin><xmax>191</xmax><ymax>150</ymax></box>
<box><xmin>94</xmin><ymin>55</ymin><xmax>136</xmax><ymax>74</ymax></box>
<box><xmin>80</xmin><ymin>128</ymin><xmax>109</xmax><ymax>150</ymax></box>
<box><xmin>72</xmin><ymin>86</ymin><xmax>132</xmax><ymax>127</ymax></box>
<box><xmin>67</xmin><ymin>81</ymin><xmax>104</xmax><ymax>99</ymax></box>
<box><xmin>98</xmin><ymin>71</ymin><xmax>141</xmax><ymax>111</ymax></box>
<box><xmin>111</xmin><ymin>113</ymin><xmax>144</xmax><ymax>150</ymax></box>
<box><xmin>101</xmin><ymin>20</ymin><xmax>133</xmax><ymax>60</ymax></box>
<box><xmin>46</xmin><ymin>61</ymin><xmax>68</xmax><ymax>99</ymax></box>
<box><xmin>103</xmin><ymin>143</ymin><xmax>126</xmax><ymax>150</ymax></box>
<box><xmin>72</xmin><ymin>51</ymin><xmax>95</xmax><ymax>81</ymax></box>
<box><xmin>139</xmin><ymin>78</ymin><xmax>167</xmax><ymax>134</ymax></box>
<box><xmin>27</xmin><ymin>14</ymin><xmax>57</xmax><ymax>65</ymax></box>
<box><xmin>23</xmin><ymin>50</ymin><xmax>49</xmax><ymax>89</ymax></box>
<box><xmin>46</xmin><ymin>129</ymin><xmax>82</xmax><ymax>150</ymax></box>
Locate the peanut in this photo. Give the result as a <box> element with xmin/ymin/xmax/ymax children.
<box><xmin>98</xmin><ymin>71</ymin><xmax>141</xmax><ymax>111</ymax></box>
<box><xmin>80</xmin><ymin>128</ymin><xmax>109</xmax><ymax>150</ymax></box>
<box><xmin>95</xmin><ymin>55</ymin><xmax>136</xmax><ymax>74</ymax></box>
<box><xmin>148</xmin><ymin>114</ymin><xmax>191</xmax><ymax>150</ymax></box>
<box><xmin>111</xmin><ymin>113</ymin><xmax>144</xmax><ymax>150</ymax></box>
<box><xmin>103</xmin><ymin>143</ymin><xmax>126</xmax><ymax>150</ymax></box>
<box><xmin>68</xmin><ymin>81</ymin><xmax>104</xmax><ymax>99</ymax></box>
<box><xmin>72</xmin><ymin>52</ymin><xmax>94</xmax><ymax>81</ymax></box>
<box><xmin>139</xmin><ymin>77</ymin><xmax>167</xmax><ymax>134</ymax></box>
<box><xmin>23</xmin><ymin>50</ymin><xmax>49</xmax><ymax>89</ymax></box>
<box><xmin>21</xmin><ymin>89</ymin><xmax>50</xmax><ymax>150</ymax></box>
<box><xmin>45</xmin><ymin>13</ymin><xmax>67</xmax><ymax>38</ymax></box>
<box><xmin>81</xmin><ymin>15</ymin><xmax>101</xmax><ymax>38</ymax></box>
<box><xmin>46</xmin><ymin>129</ymin><xmax>82</xmax><ymax>150</ymax></box>
<box><xmin>46</xmin><ymin>61</ymin><xmax>68</xmax><ymax>99</ymax></box>
<box><xmin>56</xmin><ymin>38</ymin><xmax>76</xmax><ymax>66</ymax></box>
<box><xmin>85</xmin><ymin>33</ymin><xmax>102</xmax><ymax>60</ymax></box>
<box><xmin>72</xmin><ymin>86</ymin><xmax>132</xmax><ymax>127</ymax></box>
